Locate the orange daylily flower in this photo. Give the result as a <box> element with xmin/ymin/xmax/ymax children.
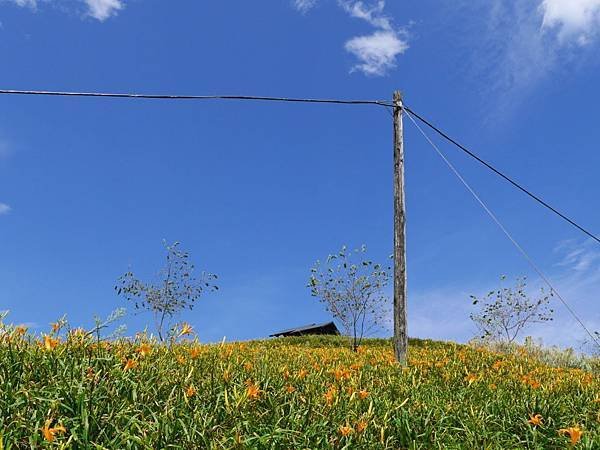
<box><xmin>14</xmin><ymin>325</ymin><xmax>27</xmax><ymax>336</ymax></box>
<box><xmin>245</xmin><ymin>381</ymin><xmax>261</xmax><ymax>400</ymax></box>
<box><xmin>189</xmin><ymin>347</ymin><xmax>202</xmax><ymax>359</ymax></box>
<box><xmin>492</xmin><ymin>360</ymin><xmax>504</xmax><ymax>370</ymax></box>
<box><xmin>137</xmin><ymin>343</ymin><xmax>152</xmax><ymax>357</ymax></box>
<box><xmin>333</xmin><ymin>368</ymin><xmax>351</xmax><ymax>381</ymax></box>
<box><xmin>179</xmin><ymin>322</ymin><xmax>194</xmax><ymax>336</ymax></box>
<box><xmin>51</xmin><ymin>322</ymin><xmax>61</xmax><ymax>333</ymax></box>
<box><xmin>465</xmin><ymin>373</ymin><xmax>478</xmax><ymax>385</ymax></box>
<box><xmin>285</xmin><ymin>385</ymin><xmax>296</xmax><ymax>393</ymax></box>
<box><xmin>358</xmin><ymin>390</ymin><xmax>369</xmax><ymax>400</ymax></box>
<box><xmin>339</xmin><ymin>425</ymin><xmax>354</xmax><ymax>437</ymax></box>
<box><xmin>185</xmin><ymin>385</ymin><xmax>197</xmax><ymax>398</ymax></box>
<box><xmin>123</xmin><ymin>359</ymin><xmax>138</xmax><ymax>371</ymax></box>
<box><xmin>558</xmin><ymin>427</ymin><xmax>583</xmax><ymax>445</ymax></box>
<box><xmin>356</xmin><ymin>420</ymin><xmax>368</xmax><ymax>433</ymax></box>
<box><xmin>43</xmin><ymin>335</ymin><xmax>59</xmax><ymax>351</ymax></box>
<box><xmin>324</xmin><ymin>386</ymin><xmax>337</xmax><ymax>406</ymax></box>
<box><xmin>528</xmin><ymin>414</ymin><xmax>543</xmax><ymax>427</ymax></box>
<box><xmin>41</xmin><ymin>419</ymin><xmax>66</xmax><ymax>442</ymax></box>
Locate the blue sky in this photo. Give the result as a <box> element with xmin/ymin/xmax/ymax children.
<box><xmin>1</xmin><ymin>0</ymin><xmax>599</xmax><ymax>349</ymax></box>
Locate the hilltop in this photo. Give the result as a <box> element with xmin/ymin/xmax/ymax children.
<box><xmin>0</xmin><ymin>334</ymin><xmax>598</xmax><ymax>448</ymax></box>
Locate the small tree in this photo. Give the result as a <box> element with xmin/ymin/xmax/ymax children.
<box><xmin>115</xmin><ymin>241</ymin><xmax>218</xmax><ymax>341</ymax></box>
<box><xmin>308</xmin><ymin>245</ymin><xmax>391</xmax><ymax>351</ymax></box>
<box><xmin>469</xmin><ymin>276</ymin><xmax>554</xmax><ymax>344</ymax></box>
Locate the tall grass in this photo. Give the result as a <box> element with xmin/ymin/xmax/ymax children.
<box><xmin>0</xmin><ymin>328</ymin><xmax>598</xmax><ymax>448</ymax></box>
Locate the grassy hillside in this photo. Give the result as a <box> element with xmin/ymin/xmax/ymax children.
<box><xmin>0</xmin><ymin>332</ymin><xmax>598</xmax><ymax>449</ymax></box>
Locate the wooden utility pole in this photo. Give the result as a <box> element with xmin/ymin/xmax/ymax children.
<box><xmin>393</xmin><ymin>90</ymin><xmax>408</xmax><ymax>364</ymax></box>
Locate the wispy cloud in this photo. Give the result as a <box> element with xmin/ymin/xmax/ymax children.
<box><xmin>396</xmin><ymin>239</ymin><xmax>600</xmax><ymax>351</ymax></box>
<box><xmin>292</xmin><ymin>0</ymin><xmax>408</xmax><ymax>76</ymax></box>
<box><xmin>292</xmin><ymin>0</ymin><xmax>318</xmax><ymax>14</ymax></box>
<box><xmin>341</xmin><ymin>1</ymin><xmax>409</xmax><ymax>76</ymax></box>
<box><xmin>84</xmin><ymin>0</ymin><xmax>124</xmax><ymax>22</ymax></box>
<box><xmin>0</xmin><ymin>203</ymin><xmax>11</xmax><ymax>215</ymax></box>
<box><xmin>3</xmin><ymin>0</ymin><xmax>125</xmax><ymax>22</ymax></box>
<box><xmin>6</xmin><ymin>0</ymin><xmax>36</xmax><ymax>8</ymax></box>
<box><xmin>455</xmin><ymin>0</ymin><xmax>600</xmax><ymax>111</ymax></box>
<box><xmin>541</xmin><ymin>0</ymin><xmax>600</xmax><ymax>45</ymax></box>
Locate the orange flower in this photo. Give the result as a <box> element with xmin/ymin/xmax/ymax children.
<box><xmin>492</xmin><ymin>360</ymin><xmax>504</xmax><ymax>370</ymax></box>
<box><xmin>528</xmin><ymin>414</ymin><xmax>543</xmax><ymax>427</ymax></box>
<box><xmin>333</xmin><ymin>368</ymin><xmax>351</xmax><ymax>381</ymax></box>
<box><xmin>189</xmin><ymin>347</ymin><xmax>202</xmax><ymax>359</ymax></box>
<box><xmin>465</xmin><ymin>373</ymin><xmax>478</xmax><ymax>385</ymax></box>
<box><xmin>358</xmin><ymin>390</ymin><xmax>369</xmax><ymax>400</ymax></box>
<box><xmin>246</xmin><ymin>381</ymin><xmax>261</xmax><ymax>400</ymax></box>
<box><xmin>185</xmin><ymin>385</ymin><xmax>197</xmax><ymax>398</ymax></box>
<box><xmin>14</xmin><ymin>325</ymin><xmax>27</xmax><ymax>336</ymax></box>
<box><xmin>558</xmin><ymin>427</ymin><xmax>583</xmax><ymax>445</ymax></box>
<box><xmin>137</xmin><ymin>343</ymin><xmax>152</xmax><ymax>357</ymax></box>
<box><xmin>179</xmin><ymin>322</ymin><xmax>194</xmax><ymax>336</ymax></box>
<box><xmin>243</xmin><ymin>362</ymin><xmax>253</xmax><ymax>371</ymax></box>
<box><xmin>297</xmin><ymin>369</ymin><xmax>308</xmax><ymax>379</ymax></box>
<box><xmin>285</xmin><ymin>385</ymin><xmax>296</xmax><ymax>393</ymax></box>
<box><xmin>51</xmin><ymin>322</ymin><xmax>61</xmax><ymax>333</ymax></box>
<box><xmin>43</xmin><ymin>335</ymin><xmax>59</xmax><ymax>351</ymax></box>
<box><xmin>324</xmin><ymin>386</ymin><xmax>337</xmax><ymax>406</ymax></box>
<box><xmin>356</xmin><ymin>420</ymin><xmax>368</xmax><ymax>433</ymax></box>
<box><xmin>41</xmin><ymin>419</ymin><xmax>66</xmax><ymax>442</ymax></box>
<box><xmin>339</xmin><ymin>425</ymin><xmax>354</xmax><ymax>437</ymax></box>
<box><xmin>123</xmin><ymin>359</ymin><xmax>138</xmax><ymax>371</ymax></box>
<box><xmin>69</xmin><ymin>328</ymin><xmax>86</xmax><ymax>339</ymax></box>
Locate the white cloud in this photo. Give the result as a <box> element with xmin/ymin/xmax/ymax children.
<box><xmin>292</xmin><ymin>0</ymin><xmax>317</xmax><ymax>14</ymax></box>
<box><xmin>0</xmin><ymin>203</ymin><xmax>11</xmax><ymax>215</ymax></box>
<box><xmin>340</xmin><ymin>1</ymin><xmax>408</xmax><ymax>76</ymax></box>
<box><xmin>6</xmin><ymin>0</ymin><xmax>36</xmax><ymax>8</ymax></box>
<box><xmin>291</xmin><ymin>1</ymin><xmax>407</xmax><ymax>76</ymax></box>
<box><xmin>541</xmin><ymin>0</ymin><xmax>600</xmax><ymax>43</ymax></box>
<box><xmin>340</xmin><ymin>0</ymin><xmax>391</xmax><ymax>30</ymax></box>
<box><xmin>345</xmin><ymin>29</ymin><xmax>408</xmax><ymax>76</ymax></box>
<box><xmin>84</xmin><ymin>0</ymin><xmax>124</xmax><ymax>21</ymax></box>
<box><xmin>3</xmin><ymin>0</ymin><xmax>124</xmax><ymax>21</ymax></box>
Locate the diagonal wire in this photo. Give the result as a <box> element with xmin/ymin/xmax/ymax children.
<box><xmin>404</xmin><ymin>106</ymin><xmax>600</xmax><ymax>246</ymax></box>
<box><xmin>405</xmin><ymin>109</ymin><xmax>600</xmax><ymax>350</ymax></box>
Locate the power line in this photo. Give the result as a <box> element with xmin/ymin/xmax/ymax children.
<box><xmin>2</xmin><ymin>87</ymin><xmax>597</xmax><ymax>245</ymax></box>
<box><xmin>404</xmin><ymin>106</ymin><xmax>600</xmax><ymax>246</ymax></box>
<box><xmin>405</xmin><ymin>110</ymin><xmax>600</xmax><ymax>350</ymax></box>
<box><xmin>0</xmin><ymin>89</ymin><xmax>394</xmax><ymax>107</ymax></box>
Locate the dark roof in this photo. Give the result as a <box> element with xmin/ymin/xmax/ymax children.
<box><xmin>269</xmin><ymin>321</ymin><xmax>340</xmax><ymax>337</ymax></box>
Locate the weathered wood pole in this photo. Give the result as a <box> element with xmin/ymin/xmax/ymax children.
<box><xmin>393</xmin><ymin>90</ymin><xmax>408</xmax><ymax>364</ymax></box>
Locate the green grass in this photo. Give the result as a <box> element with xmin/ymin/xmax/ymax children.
<box><xmin>0</xmin><ymin>332</ymin><xmax>598</xmax><ymax>449</ymax></box>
